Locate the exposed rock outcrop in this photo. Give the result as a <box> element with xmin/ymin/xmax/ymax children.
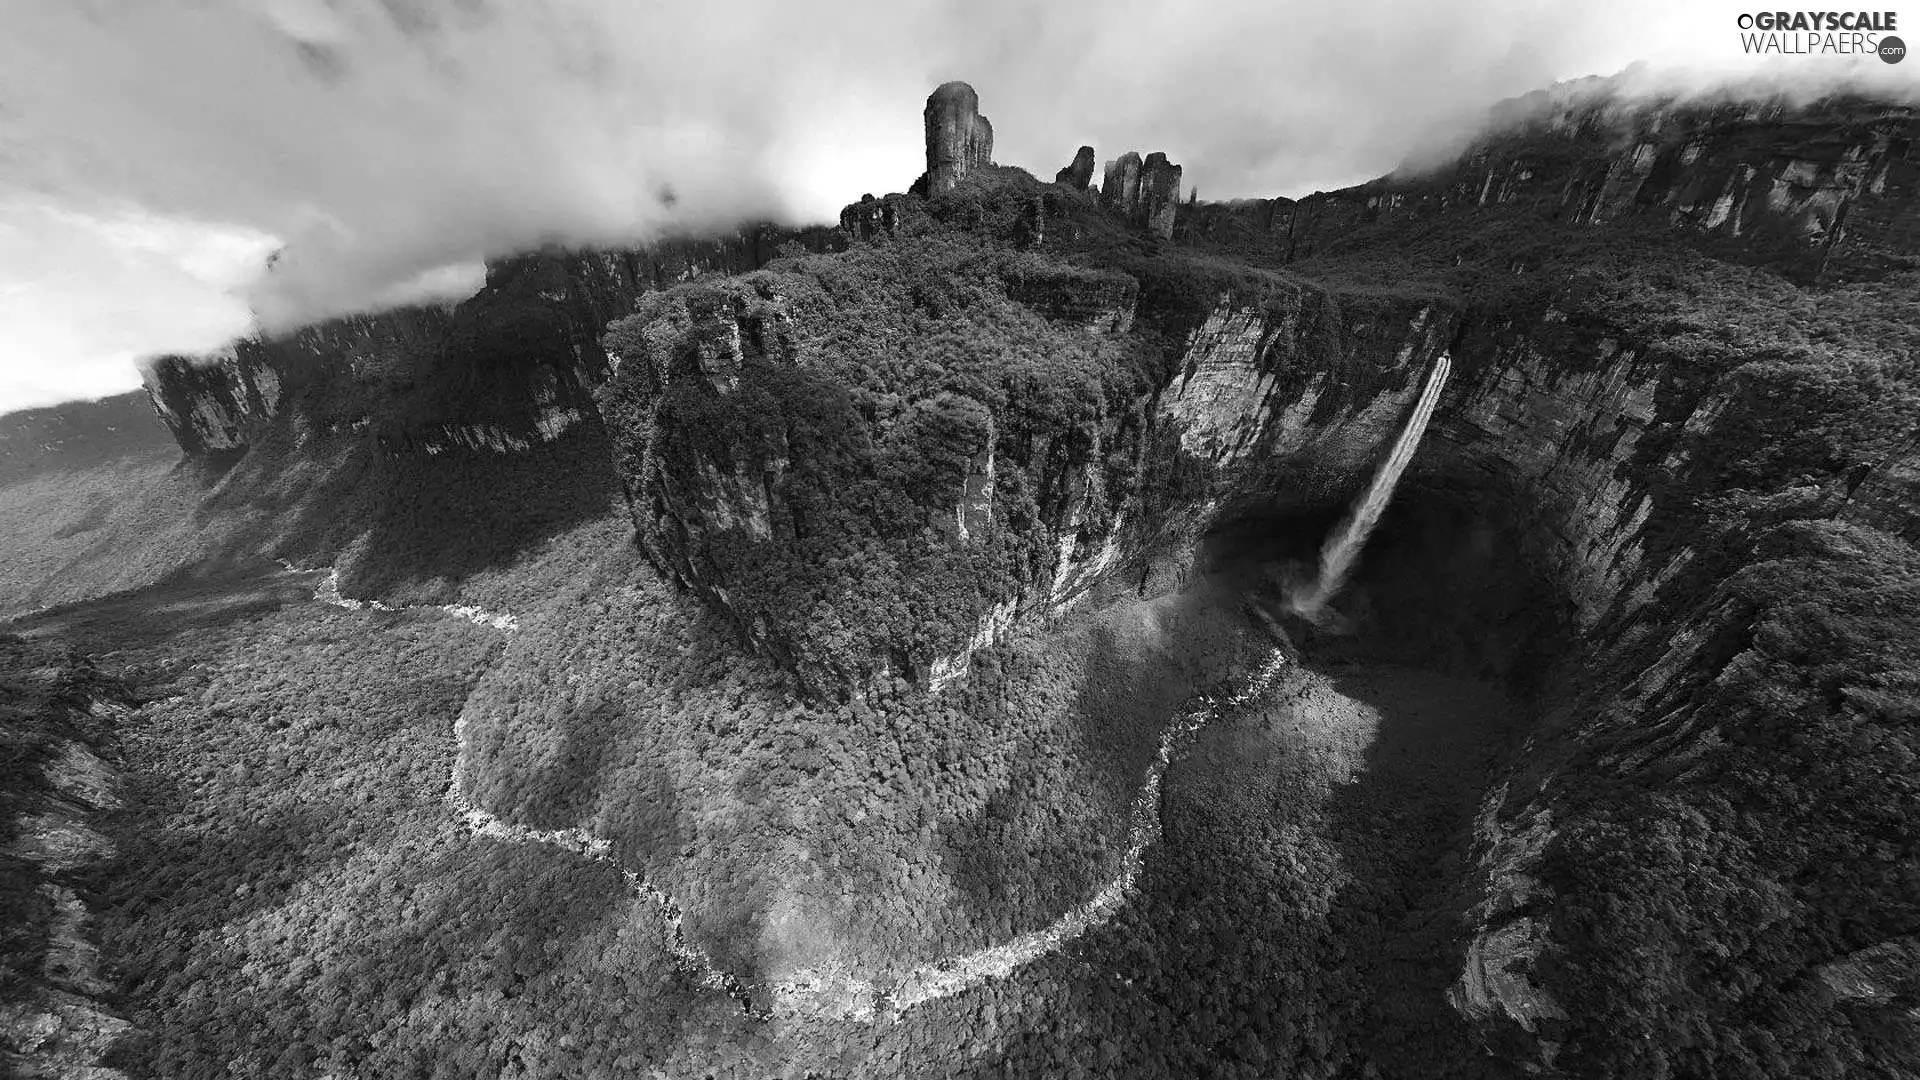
<box><xmin>1101</xmin><ymin>152</ymin><xmax>1143</xmax><ymax>217</ymax></box>
<box><xmin>1056</xmin><ymin>146</ymin><xmax>1096</xmax><ymax>191</ymax></box>
<box><xmin>588</xmin><ymin>81</ymin><xmax>1918</xmax><ymax>1075</ymax></box>
<box><xmin>840</xmin><ymin>193</ymin><xmax>902</xmax><ymax>240</ymax></box>
<box><xmin>141</xmin><ymin>226</ymin><xmax>844</xmax><ymax>458</ymax></box>
<box><xmin>923</xmin><ymin>81</ymin><xmax>994</xmax><ymax>194</ymax></box>
<box><xmin>599</xmin><ymin>265</ymin><xmax>1069</xmax><ymax>697</ymax></box>
<box><xmin>1102</xmin><ymin>150</ymin><xmax>1183</xmax><ymax>238</ymax></box>
<box><xmin>0</xmin><ymin>637</ymin><xmax>136</xmax><ymax>1079</ymax></box>
<box><xmin>142</xmin><ymin>341</ymin><xmax>294</xmax><ymax>455</ymax></box>
<box><xmin>87</xmin><ymin>76</ymin><xmax>1920</xmax><ymax>1076</ymax></box>
<box><xmin>1175</xmin><ymin>90</ymin><xmax>1920</xmax><ymax>283</ymax></box>
<box><xmin>1000</xmin><ymin>262</ymin><xmax>1139</xmax><ymax>333</ymax></box>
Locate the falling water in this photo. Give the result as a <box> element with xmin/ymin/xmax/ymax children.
<box><xmin>1288</xmin><ymin>354</ymin><xmax>1452</xmax><ymax>621</ymax></box>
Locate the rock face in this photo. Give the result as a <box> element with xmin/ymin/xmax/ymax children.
<box><xmin>1101</xmin><ymin>152</ymin><xmax>1143</xmax><ymax>217</ymax></box>
<box><xmin>923</xmin><ymin>81</ymin><xmax>994</xmax><ymax>194</ymax></box>
<box><xmin>1176</xmin><ymin>89</ymin><xmax>1920</xmax><ymax>283</ymax></box>
<box><xmin>1000</xmin><ymin>262</ymin><xmax>1139</xmax><ymax>332</ymax></box>
<box><xmin>141</xmin><ymin>226</ymin><xmax>844</xmax><ymax>458</ymax></box>
<box><xmin>584</xmin><ymin>82</ymin><xmax>1919</xmax><ymax>1074</ymax></box>
<box><xmin>142</xmin><ymin>342</ymin><xmax>295</xmax><ymax>455</ymax></box>
<box><xmin>597</xmin><ymin>249</ymin><xmax>1150</xmax><ymax>698</ymax></box>
<box><xmin>1055</xmin><ymin>145</ymin><xmax>1096</xmax><ymax>191</ymax></box>
<box><xmin>0</xmin><ymin>637</ymin><xmax>137</xmax><ymax>1079</ymax></box>
<box><xmin>1101</xmin><ymin>150</ymin><xmax>1183</xmax><ymax>238</ymax></box>
<box><xmin>839</xmin><ymin>193</ymin><xmax>902</xmax><ymax>240</ymax></box>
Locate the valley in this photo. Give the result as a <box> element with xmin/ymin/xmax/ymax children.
<box><xmin>6</xmin><ymin>513</ymin><xmax>1537</xmax><ymax>1077</ymax></box>
<box><xmin>3</xmin><ymin>74</ymin><xmax>1917</xmax><ymax>1078</ymax></box>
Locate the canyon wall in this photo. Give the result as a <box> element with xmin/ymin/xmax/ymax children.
<box><xmin>110</xmin><ymin>77</ymin><xmax>1919</xmax><ymax>1072</ymax></box>
<box><xmin>0</xmin><ymin>637</ymin><xmax>137</xmax><ymax>1079</ymax></box>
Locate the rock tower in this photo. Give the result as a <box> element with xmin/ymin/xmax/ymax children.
<box><xmin>924</xmin><ymin>81</ymin><xmax>995</xmax><ymax>193</ymax></box>
<box><xmin>1101</xmin><ymin>150</ymin><xmax>1183</xmax><ymax>239</ymax></box>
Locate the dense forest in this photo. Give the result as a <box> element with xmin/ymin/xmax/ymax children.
<box><xmin>2</xmin><ymin>85</ymin><xmax>1917</xmax><ymax>1079</ymax></box>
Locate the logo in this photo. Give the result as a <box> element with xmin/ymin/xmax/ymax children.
<box><xmin>1736</xmin><ymin>11</ymin><xmax>1903</xmax><ymax>56</ymax></box>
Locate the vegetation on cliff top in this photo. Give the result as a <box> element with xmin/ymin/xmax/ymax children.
<box><xmin>600</xmin><ymin>232</ymin><xmax>1159</xmax><ymax>694</ymax></box>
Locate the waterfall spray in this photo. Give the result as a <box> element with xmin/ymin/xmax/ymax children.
<box><xmin>1287</xmin><ymin>354</ymin><xmax>1452</xmax><ymax>621</ymax></box>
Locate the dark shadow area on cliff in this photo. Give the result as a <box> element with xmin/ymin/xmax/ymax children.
<box><xmin>1288</xmin><ymin>483</ymin><xmax>1566</xmax><ymax>1076</ymax></box>
<box><xmin>1315</xmin><ymin>665</ymin><xmax>1530</xmax><ymax>1079</ymax></box>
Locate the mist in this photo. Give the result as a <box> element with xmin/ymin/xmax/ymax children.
<box><xmin>0</xmin><ymin>0</ymin><xmax>1913</xmax><ymax>409</ymax></box>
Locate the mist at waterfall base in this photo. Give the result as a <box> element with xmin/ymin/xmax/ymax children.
<box><xmin>1207</xmin><ymin>355</ymin><xmax>1569</xmax><ymax>689</ymax></box>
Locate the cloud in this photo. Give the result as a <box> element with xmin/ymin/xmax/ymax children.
<box><xmin>1</xmin><ymin>0</ymin><xmax>1914</xmax><ymax>410</ymax></box>
<box><xmin>0</xmin><ymin>199</ymin><xmax>273</xmax><ymax>410</ymax></box>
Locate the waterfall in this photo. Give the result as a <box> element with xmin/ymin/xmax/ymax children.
<box><xmin>1287</xmin><ymin>354</ymin><xmax>1452</xmax><ymax>621</ymax></box>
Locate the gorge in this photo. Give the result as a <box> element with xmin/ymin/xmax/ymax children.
<box><xmin>2</xmin><ymin>73</ymin><xmax>1917</xmax><ymax>1080</ymax></box>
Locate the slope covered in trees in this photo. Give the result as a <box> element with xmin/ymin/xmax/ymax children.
<box><xmin>0</xmin><ymin>83</ymin><xmax>1916</xmax><ymax>1078</ymax></box>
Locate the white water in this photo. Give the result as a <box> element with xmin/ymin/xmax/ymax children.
<box><xmin>281</xmin><ymin>559</ymin><xmax>1290</xmax><ymax>1021</ymax></box>
<box><xmin>1288</xmin><ymin>354</ymin><xmax>1452</xmax><ymax>621</ymax></box>
<box><xmin>279</xmin><ymin>561</ymin><xmax>519</xmax><ymax>632</ymax></box>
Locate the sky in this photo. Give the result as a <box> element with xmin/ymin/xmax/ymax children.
<box><xmin>0</xmin><ymin>0</ymin><xmax>1913</xmax><ymax>412</ymax></box>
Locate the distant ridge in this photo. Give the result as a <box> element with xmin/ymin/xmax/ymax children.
<box><xmin>0</xmin><ymin>390</ymin><xmax>177</xmax><ymax>489</ymax></box>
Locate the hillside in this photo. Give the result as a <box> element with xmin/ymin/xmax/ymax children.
<box><xmin>1</xmin><ymin>76</ymin><xmax>1916</xmax><ymax>1078</ymax></box>
<box><xmin>0</xmin><ymin>392</ymin><xmax>190</xmax><ymax>619</ymax></box>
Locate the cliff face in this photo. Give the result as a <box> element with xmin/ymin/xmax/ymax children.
<box><xmin>594</xmin><ymin>88</ymin><xmax>1914</xmax><ymax>703</ymax></box>
<box><xmin>923</xmin><ymin>81</ymin><xmax>995</xmax><ymax>194</ymax></box>
<box><xmin>1178</xmin><ymin>91</ymin><xmax>1920</xmax><ymax>284</ymax></box>
<box><xmin>142</xmin><ymin>343</ymin><xmax>295</xmax><ymax>455</ymax></box>
<box><xmin>585</xmin><ymin>84</ymin><xmax>1918</xmax><ymax>1072</ymax></box>
<box><xmin>1100</xmin><ymin>150</ymin><xmax>1184</xmax><ymax>239</ymax></box>
<box><xmin>597</xmin><ymin>247</ymin><xmax>1149</xmax><ymax>698</ymax></box>
<box><xmin>141</xmin><ymin>226</ymin><xmax>844</xmax><ymax>459</ymax></box>
<box><xmin>0</xmin><ymin>637</ymin><xmax>136</xmax><ymax>1079</ymax></box>
<box><xmin>1121</xmin><ymin>265</ymin><xmax>1917</xmax><ymax>1074</ymax></box>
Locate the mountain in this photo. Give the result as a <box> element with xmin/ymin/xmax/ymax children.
<box><xmin>0</xmin><ymin>391</ymin><xmax>176</xmax><ymax>489</ymax></box>
<box><xmin>3</xmin><ymin>75</ymin><xmax>1916</xmax><ymax>1078</ymax></box>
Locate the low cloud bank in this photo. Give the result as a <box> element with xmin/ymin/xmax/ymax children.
<box><xmin>0</xmin><ymin>0</ymin><xmax>1912</xmax><ymax>406</ymax></box>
